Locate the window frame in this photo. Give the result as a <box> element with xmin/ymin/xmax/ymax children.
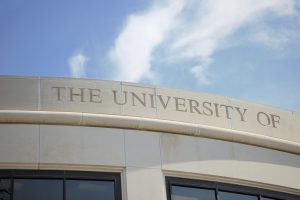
<box><xmin>166</xmin><ymin>176</ymin><xmax>300</xmax><ymax>200</ymax></box>
<box><xmin>0</xmin><ymin>170</ymin><xmax>122</xmax><ymax>200</ymax></box>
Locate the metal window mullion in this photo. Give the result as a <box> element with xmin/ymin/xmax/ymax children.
<box><xmin>215</xmin><ymin>184</ymin><xmax>220</xmax><ymax>200</ymax></box>
<box><xmin>11</xmin><ymin>176</ymin><xmax>14</xmax><ymax>200</ymax></box>
<box><xmin>169</xmin><ymin>183</ymin><xmax>173</xmax><ymax>200</ymax></box>
<box><xmin>63</xmin><ymin>175</ymin><xmax>66</xmax><ymax>200</ymax></box>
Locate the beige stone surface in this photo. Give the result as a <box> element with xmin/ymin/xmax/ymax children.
<box><xmin>124</xmin><ymin>130</ymin><xmax>161</xmax><ymax>168</ymax></box>
<box><xmin>0</xmin><ymin>77</ymin><xmax>39</xmax><ymax>110</ymax></box>
<box><xmin>161</xmin><ymin>133</ymin><xmax>238</xmax><ymax>179</ymax></box>
<box><xmin>161</xmin><ymin>132</ymin><xmax>300</xmax><ymax>190</ymax></box>
<box><xmin>290</xmin><ymin>112</ymin><xmax>300</xmax><ymax>141</ymax></box>
<box><xmin>0</xmin><ymin>111</ymin><xmax>82</xmax><ymax>125</ymax></box>
<box><xmin>121</xmin><ymin>83</ymin><xmax>157</xmax><ymax>118</ymax></box>
<box><xmin>0</xmin><ymin>120</ymin><xmax>299</xmax><ymax>193</ymax></box>
<box><xmin>0</xmin><ymin>124</ymin><xmax>39</xmax><ymax>163</ymax></box>
<box><xmin>81</xmin><ymin>113</ymin><xmax>140</xmax><ymax>129</ymax></box>
<box><xmin>39</xmin><ymin>125</ymin><xmax>125</xmax><ymax>166</ymax></box>
<box><xmin>229</xmin><ymin>98</ymin><xmax>298</xmax><ymax>143</ymax></box>
<box><xmin>155</xmin><ymin>87</ymin><xmax>232</xmax><ymax>129</ymax></box>
<box><xmin>126</xmin><ymin>167</ymin><xmax>166</xmax><ymax>200</ymax></box>
<box><xmin>232</xmin><ymin>143</ymin><xmax>300</xmax><ymax>189</ymax></box>
<box><xmin>40</xmin><ymin>77</ymin><xmax>122</xmax><ymax>115</ymax></box>
<box><xmin>0</xmin><ymin>76</ymin><xmax>300</xmax><ymax>151</ymax></box>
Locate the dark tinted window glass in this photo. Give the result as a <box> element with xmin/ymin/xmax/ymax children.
<box><xmin>171</xmin><ymin>185</ymin><xmax>216</xmax><ymax>200</ymax></box>
<box><xmin>66</xmin><ymin>180</ymin><xmax>115</xmax><ymax>200</ymax></box>
<box><xmin>219</xmin><ymin>191</ymin><xmax>258</xmax><ymax>200</ymax></box>
<box><xmin>0</xmin><ymin>179</ymin><xmax>11</xmax><ymax>200</ymax></box>
<box><xmin>261</xmin><ymin>198</ymin><xmax>276</xmax><ymax>200</ymax></box>
<box><xmin>13</xmin><ymin>179</ymin><xmax>63</xmax><ymax>200</ymax></box>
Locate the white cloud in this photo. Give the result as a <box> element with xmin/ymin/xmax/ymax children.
<box><xmin>170</xmin><ymin>0</ymin><xmax>294</xmax><ymax>57</ymax></box>
<box><xmin>108</xmin><ymin>1</ymin><xmax>184</xmax><ymax>82</ymax></box>
<box><xmin>190</xmin><ymin>58</ymin><xmax>212</xmax><ymax>85</ymax></box>
<box><xmin>68</xmin><ymin>52</ymin><xmax>88</xmax><ymax>78</ymax></box>
<box><xmin>253</xmin><ymin>29</ymin><xmax>289</xmax><ymax>48</ymax></box>
<box><xmin>108</xmin><ymin>0</ymin><xmax>295</xmax><ymax>84</ymax></box>
<box><xmin>190</xmin><ymin>65</ymin><xmax>210</xmax><ymax>85</ymax></box>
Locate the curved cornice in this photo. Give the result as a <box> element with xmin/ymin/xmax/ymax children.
<box><xmin>1</xmin><ymin>110</ymin><xmax>300</xmax><ymax>155</ymax></box>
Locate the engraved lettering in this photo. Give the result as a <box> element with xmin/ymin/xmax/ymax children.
<box><xmin>174</xmin><ymin>97</ymin><xmax>187</xmax><ymax>112</ymax></box>
<box><xmin>270</xmin><ymin>114</ymin><xmax>280</xmax><ymax>128</ymax></box>
<box><xmin>257</xmin><ymin>112</ymin><xmax>270</xmax><ymax>126</ymax></box>
<box><xmin>52</xmin><ymin>86</ymin><xmax>66</xmax><ymax>101</ymax></box>
<box><xmin>69</xmin><ymin>87</ymin><xmax>85</xmax><ymax>102</ymax></box>
<box><xmin>213</xmin><ymin>103</ymin><xmax>220</xmax><ymax>117</ymax></box>
<box><xmin>89</xmin><ymin>89</ymin><xmax>102</xmax><ymax>103</ymax></box>
<box><xmin>188</xmin><ymin>99</ymin><xmax>202</xmax><ymax>114</ymax></box>
<box><xmin>157</xmin><ymin>95</ymin><xmax>171</xmax><ymax>109</ymax></box>
<box><xmin>131</xmin><ymin>92</ymin><xmax>146</xmax><ymax>107</ymax></box>
<box><xmin>235</xmin><ymin>107</ymin><xmax>247</xmax><ymax>122</ymax></box>
<box><xmin>50</xmin><ymin>86</ymin><xmax>285</xmax><ymax>130</ymax></box>
<box><xmin>203</xmin><ymin>101</ymin><xmax>213</xmax><ymax>116</ymax></box>
<box><xmin>148</xmin><ymin>94</ymin><xmax>156</xmax><ymax>108</ymax></box>
<box><xmin>220</xmin><ymin>105</ymin><xmax>233</xmax><ymax>119</ymax></box>
<box><xmin>112</xmin><ymin>90</ymin><xmax>127</xmax><ymax>105</ymax></box>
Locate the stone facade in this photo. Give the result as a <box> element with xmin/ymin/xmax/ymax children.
<box><xmin>0</xmin><ymin>76</ymin><xmax>300</xmax><ymax>199</ymax></box>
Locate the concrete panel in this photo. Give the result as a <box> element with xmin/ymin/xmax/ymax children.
<box><xmin>289</xmin><ymin>112</ymin><xmax>300</xmax><ymax>142</ymax></box>
<box><xmin>0</xmin><ymin>77</ymin><xmax>39</xmax><ymax>110</ymax></box>
<box><xmin>0</xmin><ymin>124</ymin><xmax>39</xmax><ymax>163</ymax></box>
<box><xmin>125</xmin><ymin>130</ymin><xmax>161</xmax><ymax>168</ymax></box>
<box><xmin>161</xmin><ymin>133</ymin><xmax>238</xmax><ymax>178</ymax></box>
<box><xmin>232</xmin><ymin>143</ymin><xmax>300</xmax><ymax>190</ymax></box>
<box><xmin>161</xmin><ymin>132</ymin><xmax>300</xmax><ymax>190</ymax></box>
<box><xmin>126</xmin><ymin>167</ymin><xmax>166</xmax><ymax>200</ymax></box>
<box><xmin>40</xmin><ymin>77</ymin><xmax>122</xmax><ymax>115</ymax></box>
<box><xmin>40</xmin><ymin>125</ymin><xmax>125</xmax><ymax>166</ymax></box>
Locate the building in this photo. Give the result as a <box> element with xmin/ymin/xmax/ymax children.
<box><xmin>0</xmin><ymin>76</ymin><xmax>299</xmax><ymax>200</ymax></box>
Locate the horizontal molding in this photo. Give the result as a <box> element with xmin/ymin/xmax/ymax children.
<box><xmin>0</xmin><ymin>162</ymin><xmax>124</xmax><ymax>173</ymax></box>
<box><xmin>39</xmin><ymin>163</ymin><xmax>124</xmax><ymax>173</ymax></box>
<box><xmin>0</xmin><ymin>110</ymin><xmax>300</xmax><ymax>155</ymax></box>
<box><xmin>0</xmin><ymin>162</ymin><xmax>39</xmax><ymax>170</ymax></box>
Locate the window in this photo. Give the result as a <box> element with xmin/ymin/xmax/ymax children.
<box><xmin>0</xmin><ymin>170</ymin><xmax>121</xmax><ymax>200</ymax></box>
<box><xmin>14</xmin><ymin>179</ymin><xmax>63</xmax><ymax>200</ymax></box>
<box><xmin>166</xmin><ymin>177</ymin><xmax>299</xmax><ymax>200</ymax></box>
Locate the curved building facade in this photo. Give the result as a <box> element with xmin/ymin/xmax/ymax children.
<box><xmin>0</xmin><ymin>76</ymin><xmax>299</xmax><ymax>200</ymax></box>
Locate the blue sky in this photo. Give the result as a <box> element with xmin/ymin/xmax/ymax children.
<box><xmin>1</xmin><ymin>0</ymin><xmax>300</xmax><ymax>111</ymax></box>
